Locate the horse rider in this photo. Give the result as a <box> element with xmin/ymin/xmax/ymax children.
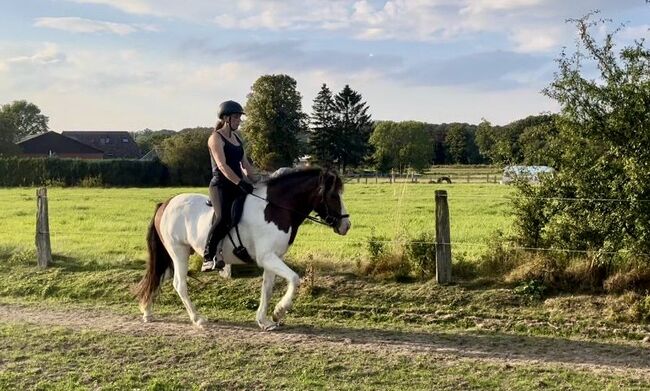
<box><xmin>202</xmin><ymin>100</ymin><xmax>259</xmax><ymax>272</ymax></box>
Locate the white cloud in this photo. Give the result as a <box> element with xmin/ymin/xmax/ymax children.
<box><xmin>510</xmin><ymin>26</ymin><xmax>566</xmax><ymax>53</ymax></box>
<box><xmin>7</xmin><ymin>43</ymin><xmax>67</xmax><ymax>65</ymax></box>
<box><xmin>60</xmin><ymin>0</ymin><xmax>647</xmax><ymax>52</ymax></box>
<box><xmin>619</xmin><ymin>24</ymin><xmax>650</xmax><ymax>41</ymax></box>
<box><xmin>34</xmin><ymin>17</ymin><xmax>158</xmax><ymax>35</ymax></box>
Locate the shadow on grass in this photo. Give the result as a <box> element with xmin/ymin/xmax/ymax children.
<box><xmin>135</xmin><ymin>313</ymin><xmax>650</xmax><ymax>371</ymax></box>
<box><xmin>265</xmin><ymin>322</ymin><xmax>650</xmax><ymax>371</ymax></box>
<box><xmin>50</xmin><ymin>253</ymin><xmax>144</xmax><ymax>272</ymax></box>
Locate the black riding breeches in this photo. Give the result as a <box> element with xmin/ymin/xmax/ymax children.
<box><xmin>204</xmin><ymin>179</ymin><xmax>239</xmax><ymax>259</ymax></box>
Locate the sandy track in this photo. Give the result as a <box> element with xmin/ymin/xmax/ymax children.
<box><xmin>1</xmin><ymin>303</ymin><xmax>649</xmax><ymax>377</ymax></box>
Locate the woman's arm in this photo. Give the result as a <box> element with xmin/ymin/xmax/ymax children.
<box><xmin>234</xmin><ymin>133</ymin><xmax>259</xmax><ymax>183</ymax></box>
<box><xmin>240</xmin><ymin>149</ymin><xmax>259</xmax><ymax>183</ymax></box>
<box><xmin>208</xmin><ymin>134</ymin><xmax>244</xmax><ymax>185</ymax></box>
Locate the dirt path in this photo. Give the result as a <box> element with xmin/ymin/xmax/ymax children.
<box><xmin>2</xmin><ymin>303</ymin><xmax>649</xmax><ymax>377</ymax></box>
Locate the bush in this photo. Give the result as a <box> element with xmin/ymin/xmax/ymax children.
<box><xmin>358</xmin><ymin>229</ymin><xmax>411</xmax><ymax>281</ymax></box>
<box><xmin>509</xmin><ymin>14</ymin><xmax>650</xmax><ymax>289</ymax></box>
<box><xmin>79</xmin><ymin>175</ymin><xmax>103</xmax><ymax>188</ymax></box>
<box><xmin>404</xmin><ymin>232</ymin><xmax>436</xmax><ymax>277</ymax></box>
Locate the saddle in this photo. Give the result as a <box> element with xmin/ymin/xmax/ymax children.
<box><xmin>206</xmin><ymin>196</ymin><xmax>255</xmax><ymax>264</ymax></box>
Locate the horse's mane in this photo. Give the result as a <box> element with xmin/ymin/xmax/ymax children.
<box><xmin>264</xmin><ymin>167</ymin><xmax>343</xmax><ymax>192</ymax></box>
<box><xmin>264</xmin><ymin>167</ymin><xmax>322</xmax><ymax>186</ymax></box>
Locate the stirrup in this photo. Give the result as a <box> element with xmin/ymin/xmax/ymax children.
<box><xmin>202</xmin><ymin>250</ymin><xmax>225</xmax><ymax>272</ymax></box>
<box><xmin>201</xmin><ymin>259</ymin><xmax>225</xmax><ymax>272</ymax></box>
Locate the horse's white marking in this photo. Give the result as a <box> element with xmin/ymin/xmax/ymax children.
<box><xmin>338</xmin><ymin>191</ymin><xmax>351</xmax><ymax>235</ymax></box>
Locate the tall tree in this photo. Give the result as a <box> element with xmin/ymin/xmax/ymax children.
<box><xmin>333</xmin><ymin>85</ymin><xmax>372</xmax><ymax>172</ymax></box>
<box><xmin>132</xmin><ymin>128</ymin><xmax>176</xmax><ymax>155</ymax></box>
<box><xmin>309</xmin><ymin>84</ymin><xmax>337</xmax><ymax>165</ymax></box>
<box><xmin>243</xmin><ymin>74</ymin><xmax>308</xmax><ymax>171</ymax></box>
<box><xmin>0</xmin><ymin>100</ymin><xmax>49</xmax><ymax>141</ymax></box>
<box><xmin>158</xmin><ymin>128</ymin><xmax>212</xmax><ymax>186</ymax></box>
<box><xmin>370</xmin><ymin>121</ymin><xmax>431</xmax><ymax>173</ymax></box>
<box><xmin>445</xmin><ymin>123</ymin><xmax>471</xmax><ymax>164</ymax></box>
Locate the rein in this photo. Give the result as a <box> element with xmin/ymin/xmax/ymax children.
<box><xmin>248</xmin><ymin>192</ymin><xmax>349</xmax><ymax>228</ymax></box>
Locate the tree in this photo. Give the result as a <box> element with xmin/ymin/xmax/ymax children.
<box><xmin>445</xmin><ymin>123</ymin><xmax>470</xmax><ymax>164</ymax></box>
<box><xmin>0</xmin><ymin>100</ymin><xmax>49</xmax><ymax>141</ymax></box>
<box><xmin>0</xmin><ymin>112</ymin><xmax>19</xmax><ymax>156</ymax></box>
<box><xmin>242</xmin><ymin>74</ymin><xmax>307</xmax><ymax>171</ymax></box>
<box><xmin>133</xmin><ymin>128</ymin><xmax>176</xmax><ymax>155</ymax></box>
<box><xmin>370</xmin><ymin>121</ymin><xmax>431</xmax><ymax>173</ymax></box>
<box><xmin>309</xmin><ymin>84</ymin><xmax>337</xmax><ymax>165</ymax></box>
<box><xmin>333</xmin><ymin>85</ymin><xmax>372</xmax><ymax>172</ymax></box>
<box><xmin>158</xmin><ymin>128</ymin><xmax>212</xmax><ymax>186</ymax></box>
<box><xmin>518</xmin><ymin>117</ymin><xmax>560</xmax><ymax>166</ymax></box>
<box><xmin>513</xmin><ymin>11</ymin><xmax>650</xmax><ymax>263</ymax></box>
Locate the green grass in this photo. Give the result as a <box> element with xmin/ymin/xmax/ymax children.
<box><xmin>0</xmin><ymin>183</ymin><xmax>514</xmax><ymax>266</ymax></box>
<box><xmin>2</xmin><ymin>184</ymin><xmax>649</xmax><ymax>390</ymax></box>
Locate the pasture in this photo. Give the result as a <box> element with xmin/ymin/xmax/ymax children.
<box><xmin>1</xmin><ymin>183</ymin><xmax>649</xmax><ymax>390</ymax></box>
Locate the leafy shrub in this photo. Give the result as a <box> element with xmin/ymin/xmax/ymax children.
<box><xmin>79</xmin><ymin>175</ymin><xmax>103</xmax><ymax>188</ymax></box>
<box><xmin>513</xmin><ymin>279</ymin><xmax>547</xmax><ymax>301</ymax></box>
<box><xmin>404</xmin><ymin>231</ymin><xmax>436</xmax><ymax>277</ymax></box>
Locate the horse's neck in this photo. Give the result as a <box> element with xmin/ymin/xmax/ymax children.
<box><xmin>266</xmin><ymin>176</ymin><xmax>319</xmax><ymax>216</ymax></box>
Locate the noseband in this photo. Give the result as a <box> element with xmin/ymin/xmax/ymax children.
<box><xmin>316</xmin><ymin>198</ymin><xmax>349</xmax><ymax>229</ymax></box>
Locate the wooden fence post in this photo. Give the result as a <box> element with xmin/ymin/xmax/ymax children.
<box><xmin>435</xmin><ymin>190</ymin><xmax>452</xmax><ymax>284</ymax></box>
<box><xmin>36</xmin><ymin>187</ymin><xmax>52</xmax><ymax>268</ymax></box>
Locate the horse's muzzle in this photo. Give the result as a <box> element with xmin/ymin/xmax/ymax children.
<box><xmin>337</xmin><ymin>217</ymin><xmax>351</xmax><ymax>235</ymax></box>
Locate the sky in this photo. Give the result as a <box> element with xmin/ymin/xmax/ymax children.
<box><xmin>0</xmin><ymin>0</ymin><xmax>648</xmax><ymax>131</ymax></box>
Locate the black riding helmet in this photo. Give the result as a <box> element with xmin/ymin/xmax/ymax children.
<box><xmin>218</xmin><ymin>100</ymin><xmax>245</xmax><ymax>119</ymax></box>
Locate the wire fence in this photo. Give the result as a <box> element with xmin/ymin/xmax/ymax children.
<box><xmin>2</xmin><ymin>184</ymin><xmax>649</xmax><ymax>258</ymax></box>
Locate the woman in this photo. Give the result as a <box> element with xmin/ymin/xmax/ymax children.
<box><xmin>202</xmin><ymin>100</ymin><xmax>258</xmax><ymax>272</ymax></box>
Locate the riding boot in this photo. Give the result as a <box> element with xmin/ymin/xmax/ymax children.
<box><xmin>202</xmin><ymin>222</ymin><xmax>224</xmax><ymax>272</ymax></box>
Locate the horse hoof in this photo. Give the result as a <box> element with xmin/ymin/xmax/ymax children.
<box><xmin>143</xmin><ymin>315</ymin><xmax>153</xmax><ymax>323</ymax></box>
<box><xmin>194</xmin><ymin>316</ymin><xmax>208</xmax><ymax>328</ymax></box>
<box><xmin>272</xmin><ymin>309</ymin><xmax>286</xmax><ymax>323</ymax></box>
<box><xmin>264</xmin><ymin>323</ymin><xmax>279</xmax><ymax>331</ymax></box>
<box><xmin>258</xmin><ymin>320</ymin><xmax>279</xmax><ymax>331</ymax></box>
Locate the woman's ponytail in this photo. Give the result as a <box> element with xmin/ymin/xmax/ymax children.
<box><xmin>215</xmin><ymin>119</ymin><xmax>225</xmax><ymax>131</ymax></box>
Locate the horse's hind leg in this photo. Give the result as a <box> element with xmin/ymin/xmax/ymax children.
<box><xmin>168</xmin><ymin>244</ymin><xmax>207</xmax><ymax>327</ymax></box>
<box><xmin>256</xmin><ymin>269</ymin><xmax>277</xmax><ymax>331</ymax></box>
<box><xmin>260</xmin><ymin>253</ymin><xmax>300</xmax><ymax>325</ymax></box>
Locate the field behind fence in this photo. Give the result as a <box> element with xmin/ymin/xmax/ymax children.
<box><xmin>0</xmin><ymin>183</ymin><xmax>515</xmax><ymax>267</ymax></box>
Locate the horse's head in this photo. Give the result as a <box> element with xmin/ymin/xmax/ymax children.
<box><xmin>314</xmin><ymin>169</ymin><xmax>351</xmax><ymax>235</ymax></box>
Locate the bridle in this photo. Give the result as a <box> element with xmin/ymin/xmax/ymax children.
<box><xmin>248</xmin><ymin>175</ymin><xmax>349</xmax><ymax>229</ymax></box>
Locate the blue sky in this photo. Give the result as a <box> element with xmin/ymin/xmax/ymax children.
<box><xmin>0</xmin><ymin>0</ymin><xmax>648</xmax><ymax>131</ymax></box>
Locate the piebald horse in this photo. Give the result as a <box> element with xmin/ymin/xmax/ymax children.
<box><xmin>135</xmin><ymin>167</ymin><xmax>351</xmax><ymax>330</ymax></box>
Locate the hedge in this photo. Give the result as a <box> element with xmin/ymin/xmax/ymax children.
<box><xmin>0</xmin><ymin>157</ymin><xmax>170</xmax><ymax>187</ymax></box>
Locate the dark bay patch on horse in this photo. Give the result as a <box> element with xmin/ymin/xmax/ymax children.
<box><xmin>263</xmin><ymin>168</ymin><xmax>345</xmax><ymax>245</ymax></box>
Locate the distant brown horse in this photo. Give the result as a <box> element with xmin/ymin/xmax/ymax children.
<box><xmin>136</xmin><ymin>167</ymin><xmax>351</xmax><ymax>330</ymax></box>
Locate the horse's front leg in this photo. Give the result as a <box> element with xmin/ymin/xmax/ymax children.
<box><xmin>256</xmin><ymin>269</ymin><xmax>278</xmax><ymax>331</ymax></box>
<box><xmin>260</xmin><ymin>253</ymin><xmax>300</xmax><ymax>325</ymax></box>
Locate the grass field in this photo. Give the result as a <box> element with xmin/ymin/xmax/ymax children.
<box><xmin>0</xmin><ymin>182</ymin><xmax>515</xmax><ymax>266</ymax></box>
<box><xmin>1</xmin><ymin>183</ymin><xmax>649</xmax><ymax>390</ymax></box>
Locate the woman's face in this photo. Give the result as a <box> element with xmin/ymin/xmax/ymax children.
<box><xmin>228</xmin><ymin>113</ymin><xmax>242</xmax><ymax>130</ymax></box>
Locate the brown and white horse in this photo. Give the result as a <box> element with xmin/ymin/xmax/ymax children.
<box><xmin>135</xmin><ymin>168</ymin><xmax>351</xmax><ymax>330</ymax></box>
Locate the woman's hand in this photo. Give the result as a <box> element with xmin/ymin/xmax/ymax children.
<box><xmin>238</xmin><ymin>180</ymin><xmax>254</xmax><ymax>194</ymax></box>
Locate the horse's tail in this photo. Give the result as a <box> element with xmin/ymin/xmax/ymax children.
<box><xmin>135</xmin><ymin>202</ymin><xmax>172</xmax><ymax>307</ymax></box>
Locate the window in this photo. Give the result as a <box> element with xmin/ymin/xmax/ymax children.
<box><xmin>122</xmin><ymin>138</ymin><xmax>129</xmax><ymax>143</ymax></box>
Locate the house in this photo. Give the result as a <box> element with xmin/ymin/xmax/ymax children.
<box><xmin>62</xmin><ymin>131</ymin><xmax>141</xmax><ymax>159</ymax></box>
<box><xmin>17</xmin><ymin>131</ymin><xmax>105</xmax><ymax>159</ymax></box>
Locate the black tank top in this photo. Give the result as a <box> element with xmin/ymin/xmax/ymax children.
<box><xmin>210</xmin><ymin>131</ymin><xmax>244</xmax><ymax>184</ymax></box>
